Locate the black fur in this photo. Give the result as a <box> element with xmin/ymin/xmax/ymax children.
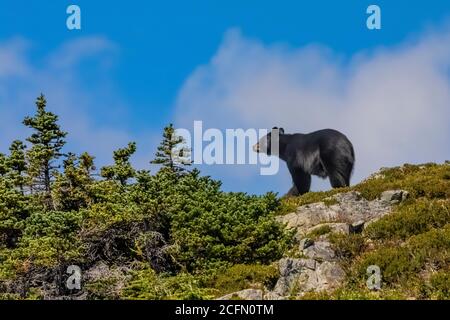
<box><xmin>254</xmin><ymin>127</ymin><xmax>355</xmax><ymax>196</ymax></box>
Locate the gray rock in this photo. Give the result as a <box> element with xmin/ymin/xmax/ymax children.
<box><xmin>278</xmin><ymin>258</ymin><xmax>314</xmax><ymax>276</ymax></box>
<box><xmin>330</xmin><ymin>223</ymin><xmax>350</xmax><ymax>235</ymax></box>
<box><xmin>267</xmin><ymin>249</ymin><xmax>347</xmax><ymax>298</ymax></box>
<box><xmin>304</xmin><ymin>259</ymin><xmax>317</xmax><ymax>270</ymax></box>
<box><xmin>217</xmin><ymin>289</ymin><xmax>264</xmax><ymax>300</ymax></box>
<box><xmin>271</xmin><ymin>277</ymin><xmax>291</xmax><ymax>297</ymax></box>
<box><xmin>277</xmin><ymin>191</ymin><xmax>394</xmax><ymax>235</ymax></box>
<box><xmin>291</xmin><ymin>261</ymin><xmax>345</xmax><ymax>294</ymax></box>
<box><xmin>380</xmin><ymin>190</ymin><xmax>409</xmax><ymax>204</ymax></box>
<box><xmin>314</xmin><ymin>261</ymin><xmax>346</xmax><ymax>292</ymax></box>
<box><xmin>291</xmin><ymin>268</ymin><xmax>319</xmax><ymax>292</ymax></box>
<box><xmin>350</xmin><ymin>220</ymin><xmax>365</xmax><ymax>233</ymax></box>
<box><xmin>303</xmin><ymin>241</ymin><xmax>336</xmax><ymax>261</ymax></box>
<box><xmin>270</xmin><ymin>259</ymin><xmax>345</xmax><ymax>298</ymax></box>
<box><xmin>299</xmin><ymin>237</ymin><xmax>314</xmax><ymax>250</ymax></box>
<box><xmin>264</xmin><ymin>291</ymin><xmax>286</xmax><ymax>300</ymax></box>
<box><xmin>272</xmin><ymin>258</ymin><xmax>317</xmax><ymax>296</ymax></box>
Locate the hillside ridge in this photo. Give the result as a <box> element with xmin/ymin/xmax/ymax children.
<box><xmin>1</xmin><ymin>158</ymin><xmax>449</xmax><ymax>299</ymax></box>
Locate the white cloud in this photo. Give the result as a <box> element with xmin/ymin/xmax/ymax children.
<box><xmin>175</xmin><ymin>27</ymin><xmax>450</xmax><ymax>194</ymax></box>
<box><xmin>46</xmin><ymin>37</ymin><xmax>117</xmax><ymax>69</ymax></box>
<box><xmin>0</xmin><ymin>38</ymin><xmax>31</xmax><ymax>78</ymax></box>
<box><xmin>0</xmin><ymin>36</ymin><xmax>155</xmax><ymax>171</ymax></box>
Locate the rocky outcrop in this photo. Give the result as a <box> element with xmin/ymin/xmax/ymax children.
<box><xmin>379</xmin><ymin>190</ymin><xmax>409</xmax><ymax>204</ymax></box>
<box><xmin>277</xmin><ymin>190</ymin><xmax>408</xmax><ymax>237</ymax></box>
<box><xmin>217</xmin><ymin>289</ymin><xmax>264</xmax><ymax>300</ymax></box>
<box><xmin>218</xmin><ymin>190</ymin><xmax>409</xmax><ymax>300</ymax></box>
<box><xmin>265</xmin><ymin>258</ymin><xmax>345</xmax><ymax>300</ymax></box>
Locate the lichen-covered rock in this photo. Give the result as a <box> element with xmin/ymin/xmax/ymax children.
<box><xmin>264</xmin><ymin>291</ymin><xmax>287</xmax><ymax>300</ymax></box>
<box><xmin>277</xmin><ymin>191</ymin><xmax>399</xmax><ymax>236</ymax></box>
<box><xmin>217</xmin><ymin>288</ymin><xmax>264</xmax><ymax>300</ymax></box>
<box><xmin>270</xmin><ymin>258</ymin><xmax>317</xmax><ymax>297</ymax></box>
<box><xmin>303</xmin><ymin>241</ymin><xmax>336</xmax><ymax>261</ymax></box>
<box><xmin>314</xmin><ymin>261</ymin><xmax>346</xmax><ymax>292</ymax></box>
<box><xmin>293</xmin><ymin>261</ymin><xmax>345</xmax><ymax>294</ymax></box>
<box><xmin>380</xmin><ymin>190</ymin><xmax>409</xmax><ymax>204</ymax></box>
<box><xmin>267</xmin><ymin>256</ymin><xmax>345</xmax><ymax>299</ymax></box>
<box><xmin>299</xmin><ymin>237</ymin><xmax>314</xmax><ymax>249</ymax></box>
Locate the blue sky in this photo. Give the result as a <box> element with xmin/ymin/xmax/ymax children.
<box><xmin>1</xmin><ymin>1</ymin><xmax>450</xmax><ymax>195</ymax></box>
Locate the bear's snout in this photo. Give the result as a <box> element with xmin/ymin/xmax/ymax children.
<box><xmin>253</xmin><ymin>143</ymin><xmax>260</xmax><ymax>153</ymax></box>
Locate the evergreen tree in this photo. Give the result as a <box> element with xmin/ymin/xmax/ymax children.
<box><xmin>7</xmin><ymin>140</ymin><xmax>27</xmax><ymax>194</ymax></box>
<box><xmin>0</xmin><ymin>153</ymin><xmax>8</xmax><ymax>177</ymax></box>
<box><xmin>23</xmin><ymin>94</ymin><xmax>67</xmax><ymax>208</ymax></box>
<box><xmin>151</xmin><ymin>124</ymin><xmax>191</xmax><ymax>173</ymax></box>
<box><xmin>79</xmin><ymin>152</ymin><xmax>96</xmax><ymax>176</ymax></box>
<box><xmin>0</xmin><ymin>151</ymin><xmax>30</xmax><ymax>248</ymax></box>
<box><xmin>101</xmin><ymin>142</ymin><xmax>137</xmax><ymax>186</ymax></box>
<box><xmin>53</xmin><ymin>152</ymin><xmax>95</xmax><ymax>211</ymax></box>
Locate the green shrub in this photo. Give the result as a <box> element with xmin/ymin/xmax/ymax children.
<box><xmin>300</xmin><ymin>287</ymin><xmax>407</xmax><ymax>300</ymax></box>
<box><xmin>365</xmin><ymin>199</ymin><xmax>450</xmax><ymax>240</ymax></box>
<box><xmin>306</xmin><ymin>225</ymin><xmax>333</xmax><ymax>239</ymax></box>
<box><xmin>353</xmin><ymin>225</ymin><xmax>450</xmax><ymax>286</ymax></box>
<box><xmin>85</xmin><ymin>275</ymin><xmax>126</xmax><ymax>300</ymax></box>
<box><xmin>426</xmin><ymin>271</ymin><xmax>450</xmax><ymax>299</ymax></box>
<box><xmin>329</xmin><ymin>233</ymin><xmax>367</xmax><ymax>264</ymax></box>
<box><xmin>170</xmin><ymin>179</ymin><xmax>292</xmax><ymax>270</ymax></box>
<box><xmin>122</xmin><ymin>267</ymin><xmax>214</xmax><ymax>300</ymax></box>
<box><xmin>13</xmin><ymin>210</ymin><xmax>84</xmax><ymax>268</ymax></box>
<box><xmin>210</xmin><ymin>264</ymin><xmax>279</xmax><ymax>296</ymax></box>
<box><xmin>354</xmin><ymin>163</ymin><xmax>450</xmax><ymax>200</ymax></box>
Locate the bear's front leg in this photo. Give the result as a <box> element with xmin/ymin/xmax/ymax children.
<box><xmin>287</xmin><ymin>165</ymin><xmax>312</xmax><ymax>195</ymax></box>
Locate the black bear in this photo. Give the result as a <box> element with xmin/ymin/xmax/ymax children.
<box><xmin>253</xmin><ymin>127</ymin><xmax>355</xmax><ymax>196</ymax></box>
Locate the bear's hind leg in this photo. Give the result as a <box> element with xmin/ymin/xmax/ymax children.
<box><xmin>328</xmin><ymin>170</ymin><xmax>348</xmax><ymax>188</ymax></box>
<box><xmin>321</xmin><ymin>155</ymin><xmax>351</xmax><ymax>188</ymax></box>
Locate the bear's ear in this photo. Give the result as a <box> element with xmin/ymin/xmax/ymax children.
<box><xmin>272</xmin><ymin>126</ymin><xmax>278</xmax><ymax>130</ymax></box>
<box><xmin>279</xmin><ymin>128</ymin><xmax>285</xmax><ymax>134</ymax></box>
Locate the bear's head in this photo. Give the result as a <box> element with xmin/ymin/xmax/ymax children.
<box><xmin>253</xmin><ymin>127</ymin><xmax>284</xmax><ymax>156</ymax></box>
